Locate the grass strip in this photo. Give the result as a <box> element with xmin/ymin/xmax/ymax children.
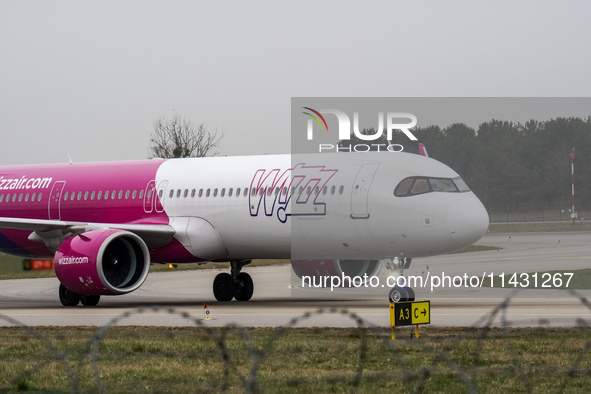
<box><xmin>0</xmin><ymin>326</ymin><xmax>590</xmax><ymax>393</ymax></box>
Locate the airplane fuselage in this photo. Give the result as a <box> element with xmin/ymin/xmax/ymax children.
<box><xmin>0</xmin><ymin>152</ymin><xmax>489</xmax><ymax>304</ymax></box>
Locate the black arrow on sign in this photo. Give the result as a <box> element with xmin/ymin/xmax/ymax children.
<box><xmin>421</xmin><ymin>309</ymin><xmax>426</xmax><ymax>316</ymax></box>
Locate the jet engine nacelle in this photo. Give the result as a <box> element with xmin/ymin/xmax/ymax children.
<box><xmin>54</xmin><ymin>230</ymin><xmax>150</xmax><ymax>296</ymax></box>
<box><xmin>291</xmin><ymin>259</ymin><xmax>382</xmax><ymax>283</ymax></box>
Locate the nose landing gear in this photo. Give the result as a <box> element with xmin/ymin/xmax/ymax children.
<box><xmin>386</xmin><ymin>257</ymin><xmax>415</xmax><ymax>303</ymax></box>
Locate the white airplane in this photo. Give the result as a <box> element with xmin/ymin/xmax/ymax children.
<box><xmin>0</xmin><ymin>152</ymin><xmax>489</xmax><ymax>306</ymax></box>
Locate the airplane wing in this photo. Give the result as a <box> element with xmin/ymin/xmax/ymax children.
<box><xmin>0</xmin><ymin>217</ymin><xmax>175</xmax><ymax>249</ymax></box>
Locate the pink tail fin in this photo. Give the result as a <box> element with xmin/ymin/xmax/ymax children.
<box><xmin>418</xmin><ymin>143</ymin><xmax>429</xmax><ymax>157</ymax></box>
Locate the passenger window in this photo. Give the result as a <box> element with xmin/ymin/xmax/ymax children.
<box><xmin>111</xmin><ymin>191</ymin><xmax>116</xmax><ymax>199</ymax></box>
<box><xmin>221</xmin><ymin>188</ymin><xmax>225</xmax><ymax>197</ymax></box>
<box><xmin>339</xmin><ymin>185</ymin><xmax>344</xmax><ymax>195</ymax></box>
<box><xmin>191</xmin><ymin>189</ymin><xmax>196</xmax><ymax>198</ymax></box>
<box><xmin>25</xmin><ymin>193</ymin><xmax>29</xmax><ymax>202</ymax></box>
<box><xmin>64</xmin><ymin>192</ymin><xmax>69</xmax><ymax>201</ymax></box>
<box><xmin>214</xmin><ymin>188</ymin><xmax>218</xmax><ymax>197</ymax></box>
<box><xmin>331</xmin><ymin>185</ymin><xmax>336</xmax><ymax>195</ymax></box>
<box><xmin>38</xmin><ymin>193</ymin><xmax>42</xmax><ymax>202</ymax></box>
<box><xmin>176</xmin><ymin>189</ymin><xmax>181</xmax><ymax>198</ymax></box>
<box><xmin>125</xmin><ymin>190</ymin><xmax>130</xmax><ymax>199</ymax></box>
<box><xmin>169</xmin><ymin>189</ymin><xmax>174</xmax><ymax>198</ymax></box>
<box><xmin>206</xmin><ymin>189</ymin><xmax>211</xmax><ymax>197</ymax></box>
<box><xmin>228</xmin><ymin>188</ymin><xmax>233</xmax><ymax>197</ymax></box>
<box><xmin>98</xmin><ymin>191</ymin><xmax>102</xmax><ymax>200</ymax></box>
<box><xmin>199</xmin><ymin>189</ymin><xmax>203</xmax><ymax>197</ymax></box>
<box><xmin>77</xmin><ymin>192</ymin><xmax>82</xmax><ymax>201</ymax></box>
<box><xmin>118</xmin><ymin>190</ymin><xmax>123</xmax><ymax>199</ymax></box>
<box><xmin>91</xmin><ymin>191</ymin><xmax>95</xmax><ymax>200</ymax></box>
<box><xmin>132</xmin><ymin>190</ymin><xmax>137</xmax><ymax>199</ymax></box>
<box><xmin>139</xmin><ymin>190</ymin><xmax>144</xmax><ymax>199</ymax></box>
<box><xmin>183</xmin><ymin>189</ymin><xmax>188</xmax><ymax>198</ymax></box>
<box><xmin>71</xmin><ymin>192</ymin><xmax>76</xmax><ymax>201</ymax></box>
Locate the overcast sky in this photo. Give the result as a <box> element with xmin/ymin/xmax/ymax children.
<box><xmin>1</xmin><ymin>1</ymin><xmax>590</xmax><ymax>165</ymax></box>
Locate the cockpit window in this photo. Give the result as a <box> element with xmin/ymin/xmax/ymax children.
<box><xmin>394</xmin><ymin>176</ymin><xmax>471</xmax><ymax>197</ymax></box>
<box><xmin>411</xmin><ymin>178</ymin><xmax>430</xmax><ymax>194</ymax></box>
<box><xmin>395</xmin><ymin>177</ymin><xmax>414</xmax><ymax>196</ymax></box>
<box><xmin>429</xmin><ymin>178</ymin><xmax>457</xmax><ymax>192</ymax></box>
<box><xmin>453</xmin><ymin>176</ymin><xmax>470</xmax><ymax>192</ymax></box>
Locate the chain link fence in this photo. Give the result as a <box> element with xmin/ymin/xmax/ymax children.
<box><xmin>1</xmin><ymin>294</ymin><xmax>591</xmax><ymax>393</ymax></box>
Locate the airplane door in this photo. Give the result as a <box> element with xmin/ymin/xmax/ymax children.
<box><xmin>48</xmin><ymin>181</ymin><xmax>66</xmax><ymax>220</ymax></box>
<box><xmin>350</xmin><ymin>163</ymin><xmax>380</xmax><ymax>219</ymax></box>
<box><xmin>155</xmin><ymin>180</ymin><xmax>168</xmax><ymax>213</ymax></box>
<box><xmin>143</xmin><ymin>180</ymin><xmax>156</xmax><ymax>213</ymax></box>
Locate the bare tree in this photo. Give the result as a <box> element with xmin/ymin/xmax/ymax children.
<box><xmin>149</xmin><ymin>113</ymin><xmax>222</xmax><ymax>158</ymax></box>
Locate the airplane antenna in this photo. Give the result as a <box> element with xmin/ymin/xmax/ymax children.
<box><xmin>67</xmin><ymin>154</ymin><xmax>74</xmax><ymax>165</ymax></box>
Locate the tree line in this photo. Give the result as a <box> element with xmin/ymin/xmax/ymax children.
<box><xmin>151</xmin><ymin>113</ymin><xmax>590</xmax><ymax>217</ymax></box>
<box><xmin>344</xmin><ymin>117</ymin><xmax>591</xmax><ymax>216</ymax></box>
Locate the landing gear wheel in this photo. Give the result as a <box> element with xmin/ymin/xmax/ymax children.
<box><xmin>234</xmin><ymin>272</ymin><xmax>254</xmax><ymax>301</ymax></box>
<box><xmin>389</xmin><ymin>287</ymin><xmax>402</xmax><ymax>303</ymax></box>
<box><xmin>399</xmin><ymin>287</ymin><xmax>410</xmax><ymax>302</ymax></box>
<box><xmin>59</xmin><ymin>283</ymin><xmax>81</xmax><ymax>307</ymax></box>
<box><xmin>213</xmin><ymin>273</ymin><xmax>235</xmax><ymax>301</ymax></box>
<box><xmin>389</xmin><ymin>286</ymin><xmax>414</xmax><ymax>303</ymax></box>
<box><xmin>80</xmin><ymin>295</ymin><xmax>101</xmax><ymax>307</ymax></box>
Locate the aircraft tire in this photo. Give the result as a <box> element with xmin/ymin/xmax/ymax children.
<box><xmin>234</xmin><ymin>272</ymin><xmax>254</xmax><ymax>301</ymax></box>
<box><xmin>389</xmin><ymin>286</ymin><xmax>412</xmax><ymax>303</ymax></box>
<box><xmin>80</xmin><ymin>295</ymin><xmax>101</xmax><ymax>307</ymax></box>
<box><xmin>213</xmin><ymin>273</ymin><xmax>235</xmax><ymax>301</ymax></box>
<box><xmin>59</xmin><ymin>283</ymin><xmax>81</xmax><ymax>307</ymax></box>
<box><xmin>389</xmin><ymin>287</ymin><xmax>402</xmax><ymax>303</ymax></box>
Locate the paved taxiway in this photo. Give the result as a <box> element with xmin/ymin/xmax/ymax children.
<box><xmin>0</xmin><ymin>232</ymin><xmax>589</xmax><ymax>328</ymax></box>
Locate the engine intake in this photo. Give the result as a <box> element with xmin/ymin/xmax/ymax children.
<box><xmin>54</xmin><ymin>230</ymin><xmax>150</xmax><ymax>296</ymax></box>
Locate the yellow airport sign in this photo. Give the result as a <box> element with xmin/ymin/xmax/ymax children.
<box><xmin>390</xmin><ymin>301</ymin><xmax>430</xmax><ymax>327</ymax></box>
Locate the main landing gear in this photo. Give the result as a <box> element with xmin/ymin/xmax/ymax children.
<box><xmin>387</xmin><ymin>257</ymin><xmax>416</xmax><ymax>303</ymax></box>
<box><xmin>213</xmin><ymin>259</ymin><xmax>254</xmax><ymax>301</ymax></box>
<box><xmin>58</xmin><ymin>283</ymin><xmax>100</xmax><ymax>307</ymax></box>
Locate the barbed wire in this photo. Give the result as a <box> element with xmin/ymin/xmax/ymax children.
<box><xmin>1</xmin><ymin>291</ymin><xmax>591</xmax><ymax>393</ymax></box>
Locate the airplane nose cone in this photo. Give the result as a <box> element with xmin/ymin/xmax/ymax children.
<box><xmin>447</xmin><ymin>197</ymin><xmax>489</xmax><ymax>248</ymax></box>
